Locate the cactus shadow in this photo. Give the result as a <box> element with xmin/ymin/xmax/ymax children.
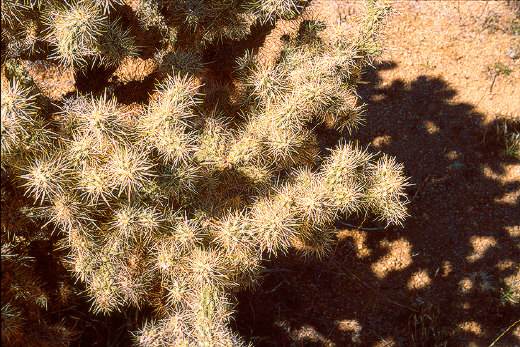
<box><xmin>233</xmin><ymin>61</ymin><xmax>520</xmax><ymax>346</ymax></box>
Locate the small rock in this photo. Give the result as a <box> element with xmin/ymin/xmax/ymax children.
<box><xmin>509</xmin><ymin>48</ymin><xmax>520</xmax><ymax>60</ymax></box>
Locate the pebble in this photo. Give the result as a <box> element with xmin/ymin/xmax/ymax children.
<box><xmin>508</xmin><ymin>48</ymin><xmax>520</xmax><ymax>60</ymax></box>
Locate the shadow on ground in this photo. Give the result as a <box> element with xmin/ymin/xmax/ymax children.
<box><xmin>233</xmin><ymin>61</ymin><xmax>520</xmax><ymax>346</ymax></box>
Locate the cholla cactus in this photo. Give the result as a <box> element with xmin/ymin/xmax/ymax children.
<box><xmin>1</xmin><ymin>79</ymin><xmax>39</xmax><ymax>158</ymax></box>
<box><xmin>86</xmin><ymin>0</ymin><xmax>124</xmax><ymax>13</ymax></box>
<box><xmin>1</xmin><ymin>77</ymin><xmax>54</xmax><ymax>168</ymax></box>
<box><xmin>249</xmin><ymin>0</ymin><xmax>303</xmax><ymax>22</ymax></box>
<box><xmin>1</xmin><ymin>0</ymin><xmax>29</xmax><ymax>28</ymax></box>
<box><xmin>1</xmin><ymin>0</ymin><xmax>42</xmax><ymax>58</ymax></box>
<box><xmin>43</xmin><ymin>0</ymin><xmax>136</xmax><ymax>67</ymax></box>
<box><xmin>1</xmin><ymin>0</ymin><xmax>407</xmax><ymax>345</ymax></box>
<box><xmin>98</xmin><ymin>19</ymin><xmax>139</xmax><ymax>67</ymax></box>
<box><xmin>1</xmin><ymin>217</ymin><xmax>77</xmax><ymax>346</ymax></box>
<box><xmin>43</xmin><ymin>0</ymin><xmax>108</xmax><ymax>66</ymax></box>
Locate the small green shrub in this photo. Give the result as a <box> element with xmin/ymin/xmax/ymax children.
<box><xmin>505</xmin><ymin>131</ymin><xmax>520</xmax><ymax>158</ymax></box>
<box><xmin>494</xmin><ymin>62</ymin><xmax>513</xmax><ymax>75</ymax></box>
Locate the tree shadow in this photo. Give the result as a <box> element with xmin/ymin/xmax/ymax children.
<box><xmin>234</xmin><ymin>61</ymin><xmax>520</xmax><ymax>346</ymax></box>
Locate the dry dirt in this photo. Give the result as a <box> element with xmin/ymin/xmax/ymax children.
<box><xmin>233</xmin><ymin>1</ymin><xmax>520</xmax><ymax>346</ymax></box>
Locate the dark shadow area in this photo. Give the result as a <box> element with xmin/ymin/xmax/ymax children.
<box><xmin>109</xmin><ymin>17</ymin><xmax>276</xmax><ymax>108</ymax></box>
<box><xmin>75</xmin><ymin>63</ymin><xmax>118</xmax><ymax>97</ymax></box>
<box><xmin>112</xmin><ymin>72</ymin><xmax>160</xmax><ymax>105</ymax></box>
<box><xmin>199</xmin><ymin>20</ymin><xmax>276</xmax><ymax>115</ymax></box>
<box><xmin>234</xmin><ymin>61</ymin><xmax>520</xmax><ymax>346</ymax></box>
<box><xmin>113</xmin><ymin>3</ymin><xmax>165</xmax><ymax>60</ymax></box>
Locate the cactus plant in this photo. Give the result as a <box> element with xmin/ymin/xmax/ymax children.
<box><xmin>1</xmin><ymin>0</ymin><xmax>407</xmax><ymax>345</ymax></box>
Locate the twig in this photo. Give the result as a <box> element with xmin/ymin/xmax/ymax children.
<box><xmin>337</xmin><ymin>221</ymin><xmax>387</xmax><ymax>230</ymax></box>
<box><xmin>266</xmin><ymin>278</ymin><xmax>290</xmax><ymax>293</ymax></box>
<box><xmin>367</xmin><ymin>321</ymin><xmax>393</xmax><ymax>346</ymax></box>
<box><xmin>371</xmin><ymin>283</ymin><xmax>381</xmax><ymax>317</ymax></box>
<box><xmin>489</xmin><ymin>320</ymin><xmax>520</xmax><ymax>347</ymax></box>
<box><xmin>476</xmin><ymin>69</ymin><xmax>498</xmax><ymax>107</ymax></box>
<box><xmin>475</xmin><ymin>91</ymin><xmax>486</xmax><ymax>107</ymax></box>
<box><xmin>412</xmin><ymin>175</ymin><xmax>430</xmax><ymax>201</ymax></box>
<box><xmin>326</xmin><ymin>322</ymin><xmax>337</xmax><ymax>339</ymax></box>
<box><xmin>478</xmin><ymin>1</ymin><xmax>489</xmax><ymax>26</ymax></box>
<box><xmin>261</xmin><ymin>268</ymin><xmax>291</xmax><ymax>273</ymax></box>
<box><xmin>489</xmin><ymin>73</ymin><xmax>497</xmax><ymax>93</ymax></box>
<box><xmin>266</xmin><ymin>281</ymin><xmax>285</xmax><ymax>293</ymax></box>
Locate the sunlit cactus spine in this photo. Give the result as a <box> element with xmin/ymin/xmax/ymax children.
<box><xmin>86</xmin><ymin>0</ymin><xmax>123</xmax><ymax>13</ymax></box>
<box><xmin>43</xmin><ymin>0</ymin><xmax>137</xmax><ymax>67</ymax></box>
<box><xmin>43</xmin><ymin>0</ymin><xmax>107</xmax><ymax>66</ymax></box>
<box><xmin>1</xmin><ymin>0</ymin><xmax>29</xmax><ymax>28</ymax></box>
<box><xmin>248</xmin><ymin>0</ymin><xmax>303</xmax><ymax>22</ymax></box>
<box><xmin>1</xmin><ymin>79</ymin><xmax>39</xmax><ymax>159</ymax></box>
